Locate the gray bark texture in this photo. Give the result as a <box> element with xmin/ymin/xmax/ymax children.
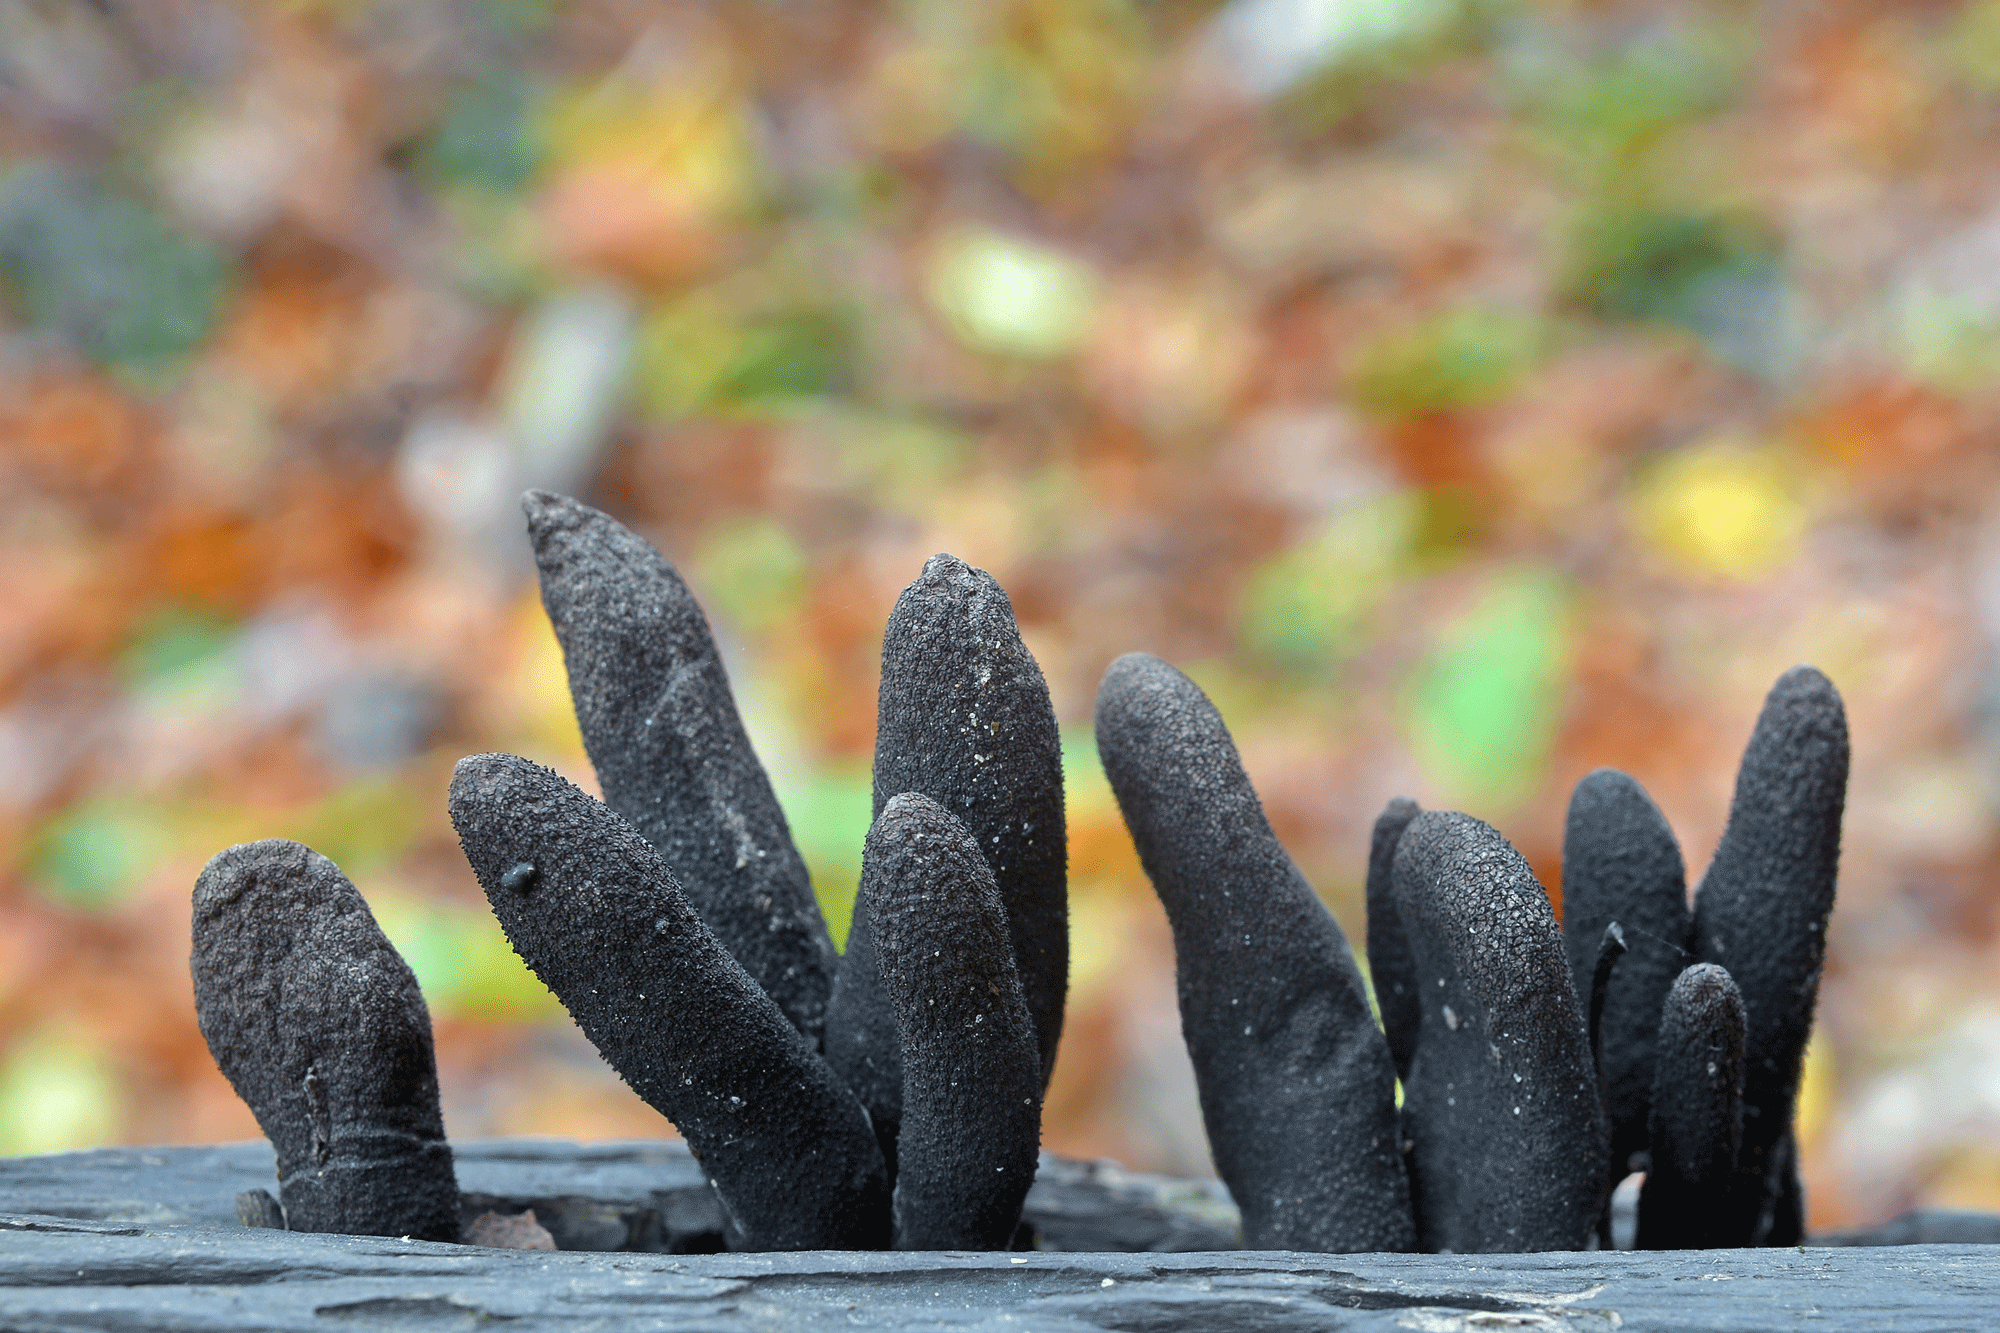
<box><xmin>2</xmin><ymin>1139</ymin><xmax>1997</xmax><ymax>1330</ymax></box>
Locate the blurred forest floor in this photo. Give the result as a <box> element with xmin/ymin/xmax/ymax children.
<box><xmin>5</xmin><ymin>0</ymin><xmax>2000</xmax><ymax>1232</ymax></box>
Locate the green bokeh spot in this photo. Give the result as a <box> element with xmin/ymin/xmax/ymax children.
<box><xmin>0</xmin><ymin>163</ymin><xmax>231</xmax><ymax>380</ymax></box>
<box><xmin>473</xmin><ymin>0</ymin><xmax>559</xmax><ymax>34</ymax></box>
<box><xmin>927</xmin><ymin>230</ymin><xmax>1099</xmax><ymax>360</ymax></box>
<box><xmin>371</xmin><ymin>893</ymin><xmax>563</xmax><ymax>1022</ymax></box>
<box><xmin>1404</xmin><ymin>573</ymin><xmax>1573</xmax><ymax>807</ymax></box>
<box><xmin>416</xmin><ymin>73</ymin><xmax>545</xmax><ymax>195</ymax></box>
<box><xmin>696</xmin><ymin>518</ymin><xmax>809</xmax><ymax>637</ymax></box>
<box><xmin>1565</xmin><ymin>203</ymin><xmax>1780</xmax><ymax>329</ymax></box>
<box><xmin>28</xmin><ymin>800</ymin><xmax>167</xmax><ymax>911</ymax></box>
<box><xmin>1241</xmin><ymin>493</ymin><xmax>1419</xmax><ymax>673</ymax></box>
<box><xmin>0</xmin><ymin>1031</ymin><xmax>123</xmax><ymax>1155</ymax></box>
<box><xmin>1952</xmin><ymin>0</ymin><xmax>2000</xmax><ymax>91</ymax></box>
<box><xmin>776</xmin><ymin>764</ymin><xmax>873</xmax><ymax>951</ymax></box>
<box><xmin>1897</xmin><ymin>287</ymin><xmax>2000</xmax><ymax>392</ymax></box>
<box><xmin>1525</xmin><ymin>21</ymin><xmax>1743</xmax><ymax>176</ymax></box>
<box><xmin>631</xmin><ymin>299</ymin><xmax>855</xmax><ymax>420</ymax></box>
<box><xmin>120</xmin><ymin>606</ymin><xmax>238</xmax><ymax>705</ymax></box>
<box><xmin>715</xmin><ymin>309</ymin><xmax>856</xmax><ymax>407</ymax></box>
<box><xmin>287</xmin><ymin>778</ymin><xmax>426</xmax><ymax>880</ymax></box>
<box><xmin>1061</xmin><ymin>727</ymin><xmax>1114</xmax><ymax>822</ymax></box>
<box><xmin>1349</xmin><ymin>308</ymin><xmax>1546</xmax><ymax>419</ymax></box>
<box><xmin>631</xmin><ymin>296</ymin><xmax>739</xmax><ymax>421</ymax></box>
<box><xmin>823</xmin><ymin>412</ymin><xmax>971</xmax><ymax>514</ymax></box>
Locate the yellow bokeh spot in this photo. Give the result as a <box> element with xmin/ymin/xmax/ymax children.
<box><xmin>1631</xmin><ymin>443</ymin><xmax>1807</xmax><ymax>580</ymax></box>
<box><xmin>631</xmin><ymin>295</ymin><xmax>739</xmax><ymax>420</ymax></box>
<box><xmin>507</xmin><ymin>590</ymin><xmax>587</xmax><ymax>761</ymax></box>
<box><xmin>369</xmin><ymin>888</ymin><xmax>565</xmax><ymax>1023</ymax></box>
<box><xmin>540</xmin><ymin>78</ymin><xmax>757</xmax><ymax>219</ymax></box>
<box><xmin>0</xmin><ymin>1028</ymin><xmax>123</xmax><ymax>1155</ymax></box>
<box><xmin>926</xmin><ymin>229</ymin><xmax>1100</xmax><ymax>359</ymax></box>
<box><xmin>1064</xmin><ymin>890</ymin><xmax>1131</xmax><ymax>1001</ymax></box>
<box><xmin>1794</xmin><ymin>1026</ymin><xmax>1835</xmax><ymax>1149</ymax></box>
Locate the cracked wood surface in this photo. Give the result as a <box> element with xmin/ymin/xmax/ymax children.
<box><xmin>2</xmin><ymin>1139</ymin><xmax>1996</xmax><ymax>1331</ymax></box>
<box><xmin>3</xmin><ymin>1214</ymin><xmax>1999</xmax><ymax>1331</ymax></box>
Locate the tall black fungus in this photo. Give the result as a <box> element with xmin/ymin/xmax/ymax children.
<box><xmin>1637</xmin><ymin>963</ymin><xmax>1746</xmax><ymax>1250</ymax></box>
<box><xmin>1392</xmin><ymin>811</ymin><xmax>1609</xmax><ymax>1253</ymax></box>
<box><xmin>825</xmin><ymin>553</ymin><xmax>1067</xmax><ymax>1168</ymax></box>
<box><xmin>191</xmin><ymin>840</ymin><xmax>458</xmax><ymax>1242</ymax></box>
<box><xmin>448</xmin><ymin>752</ymin><xmax>891</xmax><ymax>1252</ymax></box>
<box><xmin>1560</xmin><ymin>769</ymin><xmax>1690</xmax><ymax>1202</ymax></box>
<box><xmin>1095</xmin><ymin>652</ymin><xmax>1414</xmax><ymax>1254</ymax></box>
<box><xmin>1689</xmin><ymin>665</ymin><xmax>1847</xmax><ymax>1245</ymax></box>
<box><xmin>861</xmin><ymin>792</ymin><xmax>1041</xmax><ymax>1250</ymax></box>
<box><xmin>524</xmin><ymin>490</ymin><xmax>837</xmax><ymax>1044</ymax></box>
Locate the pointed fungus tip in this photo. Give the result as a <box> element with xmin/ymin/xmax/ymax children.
<box><xmin>904</xmin><ymin>551</ymin><xmax>1003</xmax><ymax>608</ymax></box>
<box><xmin>519</xmin><ymin>490</ymin><xmax>626</xmax><ymax>563</ymax></box>
<box><xmin>448</xmin><ymin>750</ymin><xmax>518</xmax><ymax>797</ymax></box>
<box><xmin>519</xmin><ymin>487</ymin><xmax>574</xmax><ymax>534</ymax></box>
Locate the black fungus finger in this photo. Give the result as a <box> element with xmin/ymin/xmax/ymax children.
<box><xmin>1636</xmin><ymin>963</ymin><xmax>1745</xmax><ymax>1250</ymax></box>
<box><xmin>523</xmin><ymin>489</ymin><xmax>836</xmax><ymax>1044</ymax></box>
<box><xmin>1561</xmin><ymin>768</ymin><xmax>1691</xmax><ymax>1202</ymax></box>
<box><xmin>863</xmin><ymin>793</ymin><xmax>1041</xmax><ymax>1250</ymax></box>
<box><xmin>1095</xmin><ymin>652</ymin><xmax>1414</xmax><ymax>1254</ymax></box>
<box><xmin>1690</xmin><ymin>666</ymin><xmax>1846</xmax><ymax>1245</ymax></box>
<box><xmin>448</xmin><ymin>752</ymin><xmax>890</xmax><ymax>1252</ymax></box>
<box><xmin>820</xmin><ymin>902</ymin><xmax>904</xmax><ymax>1173</ymax></box>
<box><xmin>1584</xmin><ymin>922</ymin><xmax>1628</xmax><ymax>1248</ymax></box>
<box><xmin>1365</xmin><ymin>796</ymin><xmax>1423</xmax><ymax>1083</ymax></box>
<box><xmin>1393</xmin><ymin>811</ymin><xmax>1608</xmax><ymax>1253</ymax></box>
<box><xmin>1763</xmin><ymin>1128</ymin><xmax>1806</xmax><ymax>1247</ymax></box>
<box><xmin>826</xmin><ymin>554</ymin><xmax>1067</xmax><ymax>1161</ymax></box>
<box><xmin>192</xmin><ymin>840</ymin><xmax>458</xmax><ymax>1242</ymax></box>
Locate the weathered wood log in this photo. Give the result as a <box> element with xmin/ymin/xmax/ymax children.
<box><xmin>3</xmin><ymin>1138</ymin><xmax>1997</xmax><ymax>1331</ymax></box>
<box><xmin>0</xmin><ymin>1138</ymin><xmax>1240</xmax><ymax>1255</ymax></box>
<box><xmin>5</xmin><ymin>1203</ymin><xmax>2000</xmax><ymax>1332</ymax></box>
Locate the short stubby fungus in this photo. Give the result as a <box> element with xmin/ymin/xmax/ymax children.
<box><xmin>191</xmin><ymin>840</ymin><xmax>458</xmax><ymax>1242</ymax></box>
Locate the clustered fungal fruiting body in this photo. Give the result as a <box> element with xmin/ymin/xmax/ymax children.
<box><xmin>823</xmin><ymin>551</ymin><xmax>1068</xmax><ymax>1181</ymax></box>
<box><xmin>1559</xmin><ymin>767</ymin><xmax>1692</xmax><ymax>1235</ymax></box>
<box><xmin>191</xmin><ymin>491</ymin><xmax>1846</xmax><ymax>1256</ymax></box>
<box><xmin>1096</xmin><ymin>653</ymin><xmax>1844</xmax><ymax>1254</ymax></box>
<box><xmin>448</xmin><ymin>752</ymin><xmax>890</xmax><ymax>1251</ymax></box>
<box><xmin>195</xmin><ymin>492</ymin><xmax>1061</xmax><ymax>1252</ymax></box>
<box><xmin>857</xmin><ymin>792</ymin><xmax>1043</xmax><ymax>1250</ymax></box>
